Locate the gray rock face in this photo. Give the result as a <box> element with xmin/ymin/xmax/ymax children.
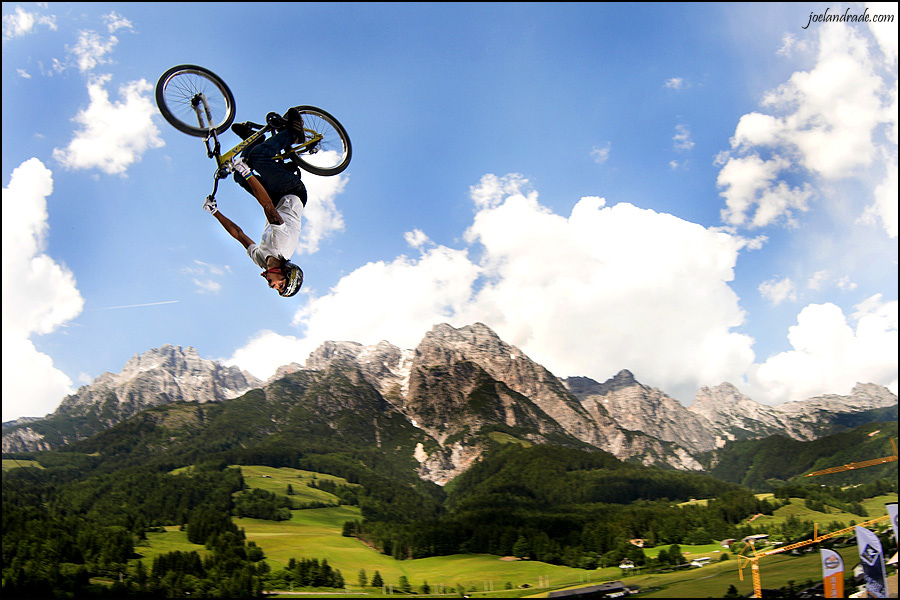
<box><xmin>4</xmin><ymin>325</ymin><xmax>896</xmax><ymax>486</ymax></box>
<box><xmin>57</xmin><ymin>344</ymin><xmax>262</xmax><ymax>416</ymax></box>
<box><xmin>688</xmin><ymin>381</ymin><xmax>897</xmax><ymax>444</ymax></box>
<box><xmin>2</xmin><ymin>345</ymin><xmax>262</xmax><ymax>452</ymax></box>
<box><xmin>567</xmin><ymin>370</ymin><xmax>720</xmax><ymax>454</ymax></box>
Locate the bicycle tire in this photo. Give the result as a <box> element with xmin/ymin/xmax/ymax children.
<box><xmin>155</xmin><ymin>65</ymin><xmax>236</xmax><ymax>137</ymax></box>
<box><xmin>283</xmin><ymin>106</ymin><xmax>352</xmax><ymax>177</ymax></box>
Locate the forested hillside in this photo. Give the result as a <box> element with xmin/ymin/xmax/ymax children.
<box><xmin>3</xmin><ymin>383</ymin><xmax>897</xmax><ymax>597</ymax></box>
<box><xmin>696</xmin><ymin>420</ymin><xmax>898</xmax><ymax>489</ymax></box>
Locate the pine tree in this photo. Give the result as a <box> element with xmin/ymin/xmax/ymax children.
<box><xmin>358</xmin><ymin>568</ymin><xmax>367</xmax><ymax>587</ymax></box>
<box><xmin>371</xmin><ymin>571</ymin><xmax>383</xmax><ymax>588</ymax></box>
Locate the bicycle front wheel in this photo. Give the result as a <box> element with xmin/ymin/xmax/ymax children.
<box><xmin>283</xmin><ymin>106</ymin><xmax>352</xmax><ymax>176</ymax></box>
<box><xmin>155</xmin><ymin>65</ymin><xmax>236</xmax><ymax>137</ymax></box>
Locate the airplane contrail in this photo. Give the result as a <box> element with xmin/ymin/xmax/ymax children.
<box><xmin>94</xmin><ymin>300</ymin><xmax>180</xmax><ymax>311</ymax></box>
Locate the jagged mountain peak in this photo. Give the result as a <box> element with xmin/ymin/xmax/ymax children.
<box><xmin>418</xmin><ymin>323</ymin><xmax>514</xmax><ymax>362</ymax></box>
<box><xmin>4</xmin><ymin>323</ymin><xmax>896</xmax><ymax>483</ymax></box>
<box><xmin>690</xmin><ymin>382</ymin><xmax>760</xmax><ymax>413</ymax></box>
<box><xmin>565</xmin><ymin>371</ymin><xmax>719</xmax><ymax>456</ymax></box>
<box><xmin>304</xmin><ymin>340</ymin><xmax>366</xmax><ymax>370</ymax></box>
<box><xmin>118</xmin><ymin>344</ymin><xmax>204</xmax><ymax>378</ymax></box>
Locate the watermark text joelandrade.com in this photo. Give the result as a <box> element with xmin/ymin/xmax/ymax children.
<box><xmin>803</xmin><ymin>7</ymin><xmax>895</xmax><ymax>29</ymax></box>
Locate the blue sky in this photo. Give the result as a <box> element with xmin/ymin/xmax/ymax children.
<box><xmin>2</xmin><ymin>2</ymin><xmax>897</xmax><ymax>422</ymax></box>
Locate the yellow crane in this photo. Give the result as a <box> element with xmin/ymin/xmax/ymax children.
<box><xmin>737</xmin><ymin>515</ymin><xmax>890</xmax><ymax>598</ymax></box>
<box><xmin>804</xmin><ymin>438</ymin><xmax>897</xmax><ymax>478</ymax></box>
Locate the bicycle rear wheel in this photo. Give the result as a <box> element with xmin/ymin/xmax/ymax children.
<box><xmin>155</xmin><ymin>65</ymin><xmax>236</xmax><ymax>137</ymax></box>
<box><xmin>282</xmin><ymin>106</ymin><xmax>352</xmax><ymax>176</ymax></box>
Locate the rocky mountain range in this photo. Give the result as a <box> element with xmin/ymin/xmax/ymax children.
<box><xmin>2</xmin><ymin>345</ymin><xmax>261</xmax><ymax>452</ymax></box>
<box><xmin>3</xmin><ymin>323</ymin><xmax>897</xmax><ymax>485</ymax></box>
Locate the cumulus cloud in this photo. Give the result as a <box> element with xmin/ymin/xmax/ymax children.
<box><xmin>295</xmin><ymin>173</ymin><xmax>347</xmax><ymax>254</ymax></box>
<box><xmin>229</xmin><ymin>174</ymin><xmax>757</xmax><ymax>403</ymax></box>
<box><xmin>2</xmin><ymin>159</ymin><xmax>84</xmax><ymax>421</ymax></box>
<box><xmin>717</xmin><ymin>153</ymin><xmax>813</xmax><ymax>228</ymax></box>
<box><xmin>459</xmin><ymin>177</ymin><xmax>756</xmax><ymax>399</ymax></box>
<box><xmin>751</xmin><ymin>296</ymin><xmax>898</xmax><ymax>402</ymax></box>
<box><xmin>52</xmin><ymin>75</ymin><xmax>164</xmax><ymax>175</ymax></box>
<box><xmin>293</xmin><ymin>244</ymin><xmax>481</xmax><ymax>349</ymax></box>
<box><xmin>717</xmin><ymin>17</ymin><xmax>898</xmax><ymax>237</ymax></box>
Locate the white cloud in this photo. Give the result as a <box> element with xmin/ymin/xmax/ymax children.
<box><xmin>295</xmin><ymin>173</ymin><xmax>347</xmax><ymax>254</ymax></box>
<box><xmin>229</xmin><ymin>174</ymin><xmax>757</xmax><ymax>403</ymax></box>
<box><xmin>759</xmin><ymin>277</ymin><xmax>797</xmax><ymax>306</ymax></box>
<box><xmin>225</xmin><ymin>330</ymin><xmax>307</xmax><ymax>378</ymax></box>
<box><xmin>752</xmin><ymin>296</ymin><xmax>898</xmax><ymax>402</ymax></box>
<box><xmin>2</xmin><ymin>5</ymin><xmax>56</xmax><ymax>41</ymax></box>
<box><xmin>807</xmin><ymin>270</ymin><xmax>829</xmax><ymax>291</ymax></box>
<box><xmin>404</xmin><ymin>229</ymin><xmax>430</xmax><ymax>249</ymax></box>
<box><xmin>228</xmin><ymin>244</ymin><xmax>481</xmax><ymax>380</ymax></box>
<box><xmin>181</xmin><ymin>260</ymin><xmax>231</xmax><ymax>295</ymax></box>
<box><xmin>103</xmin><ymin>11</ymin><xmax>134</xmax><ymax>34</ymax></box>
<box><xmin>591</xmin><ymin>142</ymin><xmax>611</xmax><ymax>164</ymax></box>
<box><xmin>718</xmin><ymin>19</ymin><xmax>898</xmax><ymax>236</ymax></box>
<box><xmin>861</xmin><ymin>158</ymin><xmax>898</xmax><ymax>238</ymax></box>
<box><xmin>672</xmin><ymin>124</ymin><xmax>694</xmax><ymax>151</ymax></box>
<box><xmin>52</xmin><ymin>75</ymin><xmax>164</xmax><ymax>175</ymax></box>
<box><xmin>867</xmin><ymin>2</ymin><xmax>898</xmax><ymax>66</ymax></box>
<box><xmin>716</xmin><ymin>154</ymin><xmax>812</xmax><ymax>228</ymax></box>
<box><xmin>458</xmin><ymin>178</ymin><xmax>755</xmax><ymax>400</ymax></box>
<box><xmin>664</xmin><ymin>77</ymin><xmax>687</xmax><ymax>90</ymax></box>
<box><xmin>2</xmin><ymin>159</ymin><xmax>84</xmax><ymax>421</ymax></box>
<box><xmin>293</xmin><ymin>244</ymin><xmax>481</xmax><ymax>350</ymax></box>
<box><xmin>68</xmin><ymin>30</ymin><xmax>118</xmax><ymax>73</ymax></box>
<box><xmin>776</xmin><ymin>33</ymin><xmax>811</xmax><ymax>58</ymax></box>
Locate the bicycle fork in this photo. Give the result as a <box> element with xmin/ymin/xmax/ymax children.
<box><xmin>190</xmin><ymin>93</ymin><xmax>223</xmax><ymax>161</ymax></box>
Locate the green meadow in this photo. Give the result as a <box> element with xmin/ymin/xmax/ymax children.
<box><xmin>742</xmin><ymin>493</ymin><xmax>898</xmax><ymax>531</ymax></box>
<box><xmin>2</xmin><ymin>458</ymin><xmax>43</xmax><ymax>470</ymax></box>
<box><xmin>130</xmin><ymin>466</ymin><xmax>897</xmax><ymax>598</ymax></box>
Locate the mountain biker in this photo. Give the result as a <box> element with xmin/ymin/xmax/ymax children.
<box><xmin>202</xmin><ymin>110</ymin><xmax>307</xmax><ymax>297</ymax></box>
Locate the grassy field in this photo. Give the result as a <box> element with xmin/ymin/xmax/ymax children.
<box><xmin>741</xmin><ymin>493</ymin><xmax>898</xmax><ymax>531</ymax></box>
<box><xmin>236</xmin><ymin>464</ymin><xmax>360</xmax><ymax>508</ymax></box>
<box><xmin>238</xmin><ymin>507</ymin><xmax>593</xmax><ymax>592</ymax></box>
<box><xmin>619</xmin><ymin>546</ymin><xmax>863</xmax><ymax>598</ymax></box>
<box><xmin>2</xmin><ymin>458</ymin><xmax>43</xmax><ymax>470</ymax></box>
<box><xmin>129</xmin><ymin>467</ymin><xmax>898</xmax><ymax>598</ymax></box>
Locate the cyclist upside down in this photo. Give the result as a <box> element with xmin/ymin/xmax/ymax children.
<box><xmin>203</xmin><ymin>110</ymin><xmax>307</xmax><ymax>297</ymax></box>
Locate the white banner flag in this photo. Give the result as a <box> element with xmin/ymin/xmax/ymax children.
<box><xmin>855</xmin><ymin>525</ymin><xmax>888</xmax><ymax>598</ymax></box>
<box><xmin>820</xmin><ymin>548</ymin><xmax>844</xmax><ymax>598</ymax></box>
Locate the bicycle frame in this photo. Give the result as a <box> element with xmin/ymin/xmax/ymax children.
<box><xmin>188</xmin><ymin>91</ymin><xmax>323</xmax><ymax>200</ymax></box>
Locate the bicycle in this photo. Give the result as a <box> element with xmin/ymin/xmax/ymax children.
<box><xmin>155</xmin><ymin>64</ymin><xmax>351</xmax><ymax>202</ymax></box>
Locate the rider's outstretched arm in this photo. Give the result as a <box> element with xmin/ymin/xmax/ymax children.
<box><xmin>211</xmin><ymin>209</ymin><xmax>254</xmax><ymax>249</ymax></box>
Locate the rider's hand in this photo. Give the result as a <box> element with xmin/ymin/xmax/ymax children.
<box><xmin>203</xmin><ymin>196</ymin><xmax>218</xmax><ymax>215</ymax></box>
<box><xmin>232</xmin><ymin>157</ymin><xmax>252</xmax><ymax>178</ymax></box>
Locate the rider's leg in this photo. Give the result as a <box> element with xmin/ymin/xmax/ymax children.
<box><xmin>243</xmin><ymin>130</ymin><xmax>307</xmax><ymax>205</ymax></box>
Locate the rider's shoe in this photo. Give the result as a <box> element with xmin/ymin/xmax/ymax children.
<box><xmin>266</xmin><ymin>112</ymin><xmax>287</xmax><ymax>130</ymax></box>
<box><xmin>231</xmin><ymin>122</ymin><xmax>256</xmax><ymax>139</ymax></box>
<box><xmin>284</xmin><ymin>108</ymin><xmax>305</xmax><ymax>145</ymax></box>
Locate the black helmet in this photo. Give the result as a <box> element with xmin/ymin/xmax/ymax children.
<box><xmin>279</xmin><ymin>261</ymin><xmax>304</xmax><ymax>297</ymax></box>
